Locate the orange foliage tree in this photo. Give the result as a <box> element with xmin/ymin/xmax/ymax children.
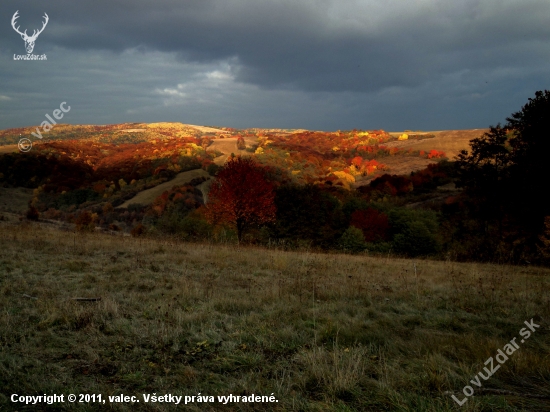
<box><xmin>205</xmin><ymin>157</ymin><xmax>276</xmax><ymax>241</ymax></box>
<box><xmin>351</xmin><ymin>156</ymin><xmax>363</xmax><ymax>168</ymax></box>
<box><xmin>427</xmin><ymin>150</ymin><xmax>446</xmax><ymax>159</ymax></box>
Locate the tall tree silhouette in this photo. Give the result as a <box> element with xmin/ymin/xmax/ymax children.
<box><xmin>456</xmin><ymin>90</ymin><xmax>550</xmax><ymax>260</ymax></box>
<box><xmin>506</xmin><ymin>90</ymin><xmax>550</xmax><ymax>234</ymax></box>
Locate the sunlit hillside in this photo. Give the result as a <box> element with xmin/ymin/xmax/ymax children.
<box><xmin>0</xmin><ymin>122</ymin><xmax>478</xmax><ymax>189</ymax></box>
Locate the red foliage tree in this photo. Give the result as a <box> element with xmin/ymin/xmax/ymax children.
<box><xmin>363</xmin><ymin>159</ymin><xmax>380</xmax><ymax>175</ymax></box>
<box><xmin>427</xmin><ymin>150</ymin><xmax>446</xmax><ymax>159</ymax></box>
<box><xmin>205</xmin><ymin>157</ymin><xmax>276</xmax><ymax>241</ymax></box>
<box><xmin>351</xmin><ymin>156</ymin><xmax>363</xmax><ymax>168</ymax></box>
<box><xmin>350</xmin><ymin>208</ymin><xmax>390</xmax><ymax>242</ymax></box>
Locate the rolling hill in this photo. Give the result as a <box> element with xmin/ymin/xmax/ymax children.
<box><xmin>0</xmin><ymin>122</ymin><xmax>483</xmax><ymax>220</ymax></box>
<box><xmin>0</xmin><ymin>122</ymin><xmax>484</xmax><ymax>183</ymax></box>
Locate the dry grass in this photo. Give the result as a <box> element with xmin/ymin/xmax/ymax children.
<box><xmin>185</xmin><ymin>124</ymin><xmax>226</xmax><ymax>134</ymax></box>
<box><xmin>0</xmin><ymin>145</ymin><xmax>19</xmax><ymax>154</ymax></box>
<box><xmin>208</xmin><ymin>138</ymin><xmax>240</xmax><ymax>165</ymax></box>
<box><xmin>118</xmin><ymin>169</ymin><xmax>210</xmax><ymax>208</ymax></box>
<box><xmin>1</xmin><ymin>221</ymin><xmax>549</xmax><ymax>411</ymax></box>
<box><xmin>385</xmin><ymin>129</ymin><xmax>489</xmax><ymax>159</ymax></box>
<box><xmin>353</xmin><ymin>156</ymin><xmax>438</xmax><ymax>187</ymax></box>
<box><xmin>0</xmin><ymin>187</ymin><xmax>34</xmax><ymax>214</ymax></box>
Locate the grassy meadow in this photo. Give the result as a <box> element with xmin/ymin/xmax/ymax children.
<box><xmin>1</xmin><ymin>222</ymin><xmax>549</xmax><ymax>411</ymax></box>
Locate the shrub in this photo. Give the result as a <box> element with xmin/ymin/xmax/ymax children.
<box><xmin>207</xmin><ymin>163</ymin><xmax>220</xmax><ymax>176</ymax></box>
<box><xmin>42</xmin><ymin>208</ymin><xmax>62</xmax><ymax>220</ymax></box>
<box><xmin>388</xmin><ymin>208</ymin><xmax>440</xmax><ymax>256</ymax></box>
<box><xmin>102</xmin><ymin>202</ymin><xmax>114</xmax><ymax>214</ymax></box>
<box><xmin>131</xmin><ymin>223</ymin><xmax>145</xmax><ymax>237</ymax></box>
<box><xmin>75</xmin><ymin>210</ymin><xmax>96</xmax><ymax>232</ymax></box>
<box><xmin>392</xmin><ymin>220</ymin><xmax>439</xmax><ymax>256</ymax></box>
<box><xmin>26</xmin><ymin>205</ymin><xmax>39</xmax><ymax>221</ymax></box>
<box><xmin>237</xmin><ymin>136</ymin><xmax>246</xmax><ymax>150</ymax></box>
<box><xmin>365</xmin><ymin>241</ymin><xmax>392</xmax><ymax>254</ymax></box>
<box><xmin>338</xmin><ymin>227</ymin><xmax>366</xmax><ymax>253</ymax></box>
<box><xmin>56</xmin><ymin>189</ymin><xmax>100</xmax><ymax>208</ymax></box>
<box><xmin>179</xmin><ymin>211</ymin><xmax>212</xmax><ymax>240</ymax></box>
<box><xmin>127</xmin><ymin>203</ymin><xmax>145</xmax><ymax>213</ymax></box>
<box><xmin>342</xmin><ymin>197</ymin><xmax>369</xmax><ymax>219</ymax></box>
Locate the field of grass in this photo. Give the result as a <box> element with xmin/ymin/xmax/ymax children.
<box><xmin>118</xmin><ymin>169</ymin><xmax>211</xmax><ymax>209</ymax></box>
<box><xmin>1</xmin><ymin>222</ymin><xmax>549</xmax><ymax>411</ymax></box>
<box><xmin>384</xmin><ymin>130</ymin><xmax>488</xmax><ymax>159</ymax></box>
<box><xmin>208</xmin><ymin>138</ymin><xmax>240</xmax><ymax>166</ymax></box>
<box><xmin>0</xmin><ymin>187</ymin><xmax>33</xmax><ymax>214</ymax></box>
<box><xmin>0</xmin><ymin>145</ymin><xmax>19</xmax><ymax>154</ymax></box>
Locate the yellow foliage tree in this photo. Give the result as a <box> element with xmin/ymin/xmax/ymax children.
<box><xmin>333</xmin><ymin>171</ymin><xmax>355</xmax><ymax>189</ymax></box>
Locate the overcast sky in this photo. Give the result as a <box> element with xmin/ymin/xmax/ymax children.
<box><xmin>1</xmin><ymin>0</ymin><xmax>549</xmax><ymax>131</ymax></box>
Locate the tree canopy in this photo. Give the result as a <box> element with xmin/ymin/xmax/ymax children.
<box><xmin>205</xmin><ymin>156</ymin><xmax>276</xmax><ymax>242</ymax></box>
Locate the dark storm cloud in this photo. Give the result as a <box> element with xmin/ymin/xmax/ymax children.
<box><xmin>3</xmin><ymin>0</ymin><xmax>549</xmax><ymax>92</ymax></box>
<box><xmin>0</xmin><ymin>0</ymin><xmax>549</xmax><ymax>130</ymax></box>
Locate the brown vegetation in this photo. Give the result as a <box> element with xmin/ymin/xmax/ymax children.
<box><xmin>1</xmin><ymin>221</ymin><xmax>549</xmax><ymax>410</ymax></box>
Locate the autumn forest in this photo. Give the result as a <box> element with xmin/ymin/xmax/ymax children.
<box><xmin>1</xmin><ymin>91</ymin><xmax>550</xmax><ymax>265</ymax></box>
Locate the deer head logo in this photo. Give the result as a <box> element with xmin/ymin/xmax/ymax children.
<box><xmin>11</xmin><ymin>11</ymin><xmax>49</xmax><ymax>54</ymax></box>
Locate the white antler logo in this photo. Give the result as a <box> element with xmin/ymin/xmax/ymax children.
<box><xmin>11</xmin><ymin>11</ymin><xmax>49</xmax><ymax>54</ymax></box>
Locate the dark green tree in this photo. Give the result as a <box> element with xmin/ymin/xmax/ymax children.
<box><xmin>388</xmin><ymin>208</ymin><xmax>440</xmax><ymax>256</ymax></box>
<box><xmin>271</xmin><ymin>184</ymin><xmax>346</xmax><ymax>248</ymax></box>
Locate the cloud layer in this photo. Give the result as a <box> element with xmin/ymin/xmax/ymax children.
<box><xmin>1</xmin><ymin>0</ymin><xmax>549</xmax><ymax>130</ymax></box>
